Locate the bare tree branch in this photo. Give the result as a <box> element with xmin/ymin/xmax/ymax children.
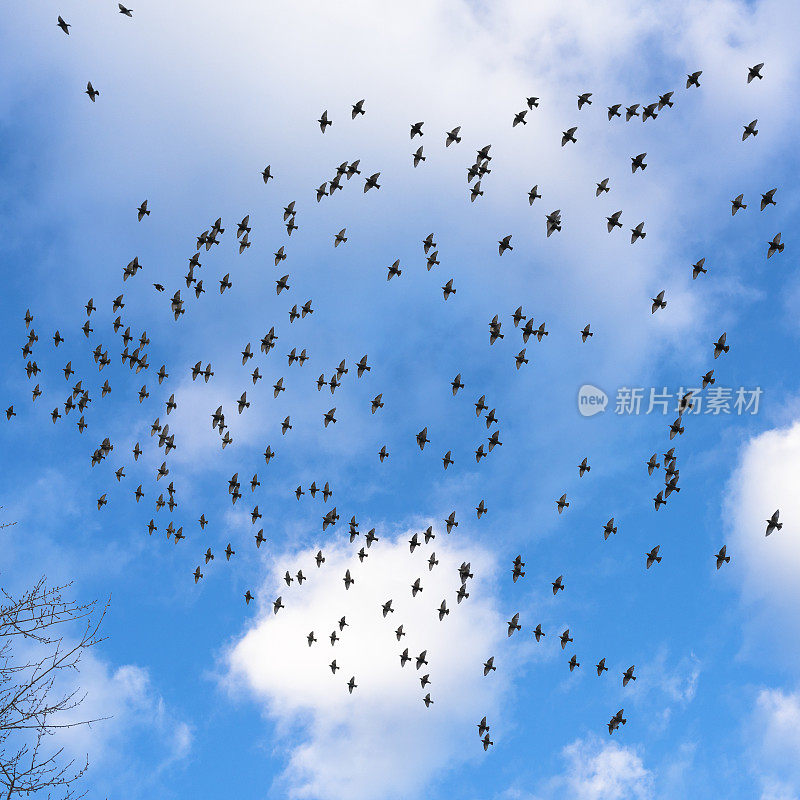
<box><xmin>1</xmin><ymin>513</ymin><xmax>108</xmax><ymax>798</ymax></box>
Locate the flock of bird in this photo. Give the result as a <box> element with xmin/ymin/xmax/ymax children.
<box><xmin>6</xmin><ymin>9</ymin><xmax>787</xmax><ymax>750</ymax></box>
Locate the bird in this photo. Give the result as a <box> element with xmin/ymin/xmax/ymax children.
<box><xmin>445</xmin><ymin>127</ymin><xmax>462</xmax><ymax>146</ymax></box>
<box><xmin>547</xmin><ymin>208</ymin><xmax>563</xmax><ymax>237</ymax></box>
<box><xmin>765</xmin><ymin>510</ymin><xmax>782</xmax><ymax>536</ymax></box>
<box><xmin>578</xmin><ymin>92</ymin><xmax>592</xmax><ymax>109</ymax></box>
<box><xmin>57</xmin><ymin>15</ymin><xmax>71</xmax><ymax>34</ymax></box>
<box><xmin>692</xmin><ymin>258</ymin><xmax>707</xmax><ymax>279</ymax></box>
<box><xmin>747</xmin><ymin>63</ymin><xmax>764</xmax><ymax>83</ymax></box>
<box><xmin>761</xmin><ymin>188</ymin><xmax>777</xmax><ymax>210</ymax></box>
<box><xmin>581</xmin><ymin>324</ymin><xmax>593</xmax><ymax>342</ymax></box>
<box><xmin>578</xmin><ymin>458</ymin><xmax>590</xmax><ymax>477</ymax></box>
<box><xmin>622</xmin><ymin>665</ymin><xmax>637</xmax><ymax>686</ymax></box>
<box><xmin>597</xmin><ymin>658</ymin><xmax>609</xmax><ymax>676</ymax></box>
<box><xmin>410</xmin><ymin>121</ymin><xmax>424</xmax><ymax>138</ymax></box>
<box><xmin>742</xmin><ymin>119</ymin><xmax>758</xmax><ymax>140</ymax></box>
<box><xmin>85</xmin><ymin>82</ymin><xmax>99</xmax><ymax>102</ymax></box>
<box><xmin>715</xmin><ymin>546</ymin><xmax>730</xmax><ymax>569</ymax></box>
<box><xmin>607</xmin><ymin>210</ymin><xmax>623</xmax><ymax>232</ymax></box>
<box><xmin>561</xmin><ymin>127</ymin><xmax>577</xmax><ymax>146</ymax></box>
<box><xmin>596</xmin><ymin>178</ymin><xmax>610</xmax><ymax>196</ymax></box>
<box><xmin>137</xmin><ymin>200</ymin><xmax>150</xmax><ymax>220</ymax></box>
<box><xmin>604</xmin><ymin>519</ymin><xmax>617</xmax><ymax>540</ymax></box>
<box><xmin>318</xmin><ymin>110</ymin><xmax>332</xmax><ymax>132</ymax></box>
<box><xmin>556</xmin><ymin>494</ymin><xmax>569</xmax><ymax>514</ymax></box>
<box><xmin>646</xmin><ymin>546</ymin><xmax>662</xmax><ymax>568</ymax></box>
<box><xmin>412</xmin><ymin>146</ymin><xmax>425</xmax><ymax>167</ymax></box>
<box><xmin>642</xmin><ymin>102</ymin><xmax>659</xmax><ymax>121</ymax></box>
<box><xmin>732</xmin><ymin>194</ymin><xmax>747</xmax><ymax>215</ymax></box>
<box><xmin>669</xmin><ymin>418</ymin><xmax>684</xmax><ymax>440</ymax></box>
<box><xmin>651</xmin><ymin>291</ymin><xmax>667</xmax><ymax>313</ymax></box>
<box><xmin>568</xmin><ymin>655</ymin><xmax>580</xmax><ymax>671</ymax></box>
<box><xmin>630</xmin><ymin>222</ymin><xmax>646</xmax><ymax>243</ymax></box>
<box><xmin>560</xmin><ymin>629</ymin><xmax>573</xmax><ymax>649</ymax></box>
<box><xmin>552</xmin><ymin>575</ymin><xmax>565</xmax><ymax>594</ymax></box>
<box><xmin>533</xmin><ymin>624</ymin><xmax>545</xmax><ymax>642</ymax></box>
<box><xmin>767</xmin><ymin>233</ymin><xmax>784</xmax><ymax>258</ymax></box>
<box><xmin>631</xmin><ymin>152</ymin><xmax>647</xmax><ymax>172</ymax></box>
<box><xmin>608</xmin><ymin>709</ymin><xmax>626</xmax><ymax>734</ymax></box>
<box><xmin>351</xmin><ymin>99</ymin><xmax>365</xmax><ymax>118</ymax></box>
<box><xmin>498</xmin><ymin>235</ymin><xmax>513</xmax><ymax>255</ymax></box>
<box><xmin>607</xmin><ymin>104</ymin><xmax>621</xmax><ymax>120</ymax></box>
<box><xmin>686</xmin><ymin>70</ymin><xmax>702</xmax><ymax>87</ymax></box>
<box><xmin>713</xmin><ymin>332</ymin><xmax>729</xmax><ymax>358</ymax></box>
<box><xmin>507</xmin><ymin>613</ymin><xmax>521</xmax><ymax>637</ymax></box>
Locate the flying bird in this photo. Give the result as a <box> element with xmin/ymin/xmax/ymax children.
<box><xmin>747</xmin><ymin>63</ymin><xmax>764</xmax><ymax>83</ymax></box>
<box><xmin>765</xmin><ymin>510</ymin><xmax>782</xmax><ymax>536</ymax></box>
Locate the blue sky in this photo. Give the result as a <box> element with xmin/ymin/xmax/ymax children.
<box><xmin>2</xmin><ymin>0</ymin><xmax>800</xmax><ymax>798</ymax></box>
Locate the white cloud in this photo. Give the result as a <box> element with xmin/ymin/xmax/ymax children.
<box><xmin>750</xmin><ymin>688</ymin><xmax>800</xmax><ymax>799</ymax></box>
<box><xmin>755</xmin><ymin>688</ymin><xmax>800</xmax><ymax>774</ymax></box>
<box><xmin>58</xmin><ymin>654</ymin><xmax>193</xmax><ymax>771</ymax></box>
<box><xmin>9</xmin><ymin>0</ymin><xmax>800</xmax><ymax>393</ymax></box>
<box><xmin>761</xmin><ymin>780</ymin><xmax>800</xmax><ymax>800</ymax></box>
<box><xmin>526</xmin><ymin>735</ymin><xmax>654</xmax><ymax>800</ymax></box>
<box><xmin>725</xmin><ymin>419</ymin><xmax>800</xmax><ymax>618</ymax></box>
<box><xmin>628</xmin><ymin>647</ymin><xmax>701</xmax><ymax>732</ymax></box>
<box><xmin>221</xmin><ymin>529</ymin><xmax>516</xmax><ymax>800</ymax></box>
